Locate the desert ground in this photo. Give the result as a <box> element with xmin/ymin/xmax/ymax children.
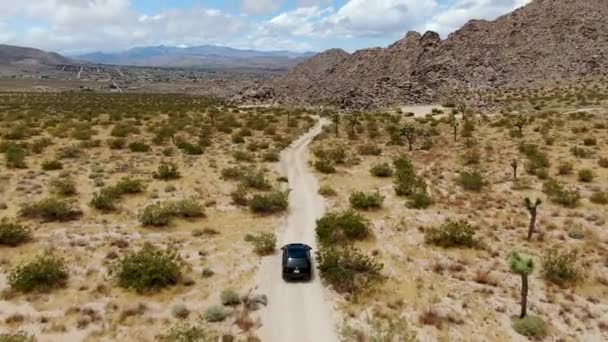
<box><xmin>0</xmin><ymin>92</ymin><xmax>315</xmax><ymax>341</ymax></box>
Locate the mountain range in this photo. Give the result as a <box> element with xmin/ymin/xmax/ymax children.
<box><xmin>0</xmin><ymin>44</ymin><xmax>71</xmax><ymax>66</ymax></box>
<box><xmin>241</xmin><ymin>0</ymin><xmax>608</xmax><ymax>109</ymax></box>
<box><xmin>75</xmin><ymin>45</ymin><xmax>316</xmax><ymax>70</ymax></box>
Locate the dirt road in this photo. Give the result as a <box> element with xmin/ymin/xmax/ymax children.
<box><xmin>255</xmin><ymin>119</ymin><xmax>338</xmax><ymax>342</ymax></box>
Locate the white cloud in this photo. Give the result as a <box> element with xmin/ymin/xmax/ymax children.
<box><xmin>425</xmin><ymin>0</ymin><xmax>532</xmax><ymax>35</ymax></box>
<box><xmin>241</xmin><ymin>0</ymin><xmax>282</xmax><ymax>15</ymax></box>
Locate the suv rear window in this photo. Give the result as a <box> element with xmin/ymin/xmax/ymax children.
<box><xmin>287</xmin><ymin>248</ymin><xmax>307</xmax><ymax>258</ymax></box>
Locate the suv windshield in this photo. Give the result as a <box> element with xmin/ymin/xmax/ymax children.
<box><xmin>287</xmin><ymin>248</ymin><xmax>307</xmax><ymax>259</ymax></box>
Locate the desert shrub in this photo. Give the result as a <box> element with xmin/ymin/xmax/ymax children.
<box><xmin>598</xmin><ymin>157</ymin><xmax>608</xmax><ymax>168</ymax></box>
<box><xmin>153</xmin><ymin>163</ymin><xmax>181</xmax><ymax>180</ymax></box>
<box><xmin>176</xmin><ymin>141</ymin><xmax>204</xmax><ymax>155</ymax></box>
<box><xmin>519</xmin><ymin>143</ymin><xmax>550</xmax><ymax>176</ymax></box>
<box><xmin>57</xmin><ymin>145</ymin><xmax>81</xmax><ymax>159</ymax></box>
<box><xmin>249</xmin><ymin>191</ymin><xmax>289</xmax><ymax>214</ymax></box>
<box><xmin>157</xmin><ymin>323</ymin><xmax>215</xmax><ymax>342</ymax></box>
<box><xmin>220</xmin><ymin>166</ymin><xmax>245</xmax><ymax>180</ymax></box>
<box><xmin>8</xmin><ymin>254</ymin><xmax>68</xmax><ymax>292</ymax></box>
<box><xmin>170</xmin><ymin>199</ymin><xmax>205</xmax><ymax>218</ymax></box>
<box><xmin>49</xmin><ymin>178</ymin><xmax>77</xmax><ymax>196</ymax></box>
<box><xmin>578</xmin><ymin>169</ymin><xmax>595</xmax><ymax>182</ymax></box>
<box><xmin>4</xmin><ymin>144</ymin><xmax>27</xmax><ymax>168</ymax></box>
<box><xmin>90</xmin><ymin>189</ymin><xmax>118</xmax><ymax>211</ymax></box>
<box><xmin>425</xmin><ymin>219</ymin><xmax>476</xmax><ymax>248</ymax></box>
<box><xmin>590</xmin><ymin>190</ymin><xmax>608</xmax><ymax>205</ymax></box>
<box><xmin>316</xmin><ymin>246</ymin><xmax>383</xmax><ymax>294</ymax></box>
<box><xmin>316</xmin><ymin>210</ymin><xmax>370</xmax><ymax>246</ymax></box>
<box><xmin>240</xmin><ymin>169</ymin><xmax>271</xmax><ymax>190</ymax></box>
<box><xmin>111</xmin><ymin>122</ymin><xmax>139</xmax><ymax>137</ymax></box>
<box><xmin>462</xmin><ymin>148</ymin><xmax>481</xmax><ymax>165</ymax></box>
<box><xmin>583</xmin><ymin>137</ymin><xmax>597</xmax><ymax>146</ymax></box>
<box><xmin>30</xmin><ymin>137</ymin><xmax>52</xmax><ymax>154</ymax></box>
<box><xmin>512</xmin><ymin>315</ymin><xmax>547</xmax><ymax>339</ymax></box>
<box><xmin>230</xmin><ymin>185</ymin><xmax>250</xmax><ymax>206</ymax></box>
<box><xmin>262</xmin><ymin>150</ymin><xmax>280</xmax><ymax>162</ymax></box>
<box><xmin>542</xmin><ymin>246</ymin><xmax>583</xmax><ymax>286</ymax></box>
<box><xmin>247</xmin><ymin>232</ymin><xmax>276</xmax><ymax>256</ymax></box>
<box><xmin>370</xmin><ymin>163</ymin><xmax>393</xmax><ymax>177</ymax></box>
<box><xmin>19</xmin><ymin>197</ymin><xmax>80</xmax><ymax>221</ymax></box>
<box><xmin>357</xmin><ymin>144</ymin><xmax>382</xmax><ymax>156</ymax></box>
<box><xmin>461</xmin><ymin>119</ymin><xmax>475</xmax><ymax>137</ymax></box>
<box><xmin>114</xmin><ymin>177</ymin><xmax>146</xmax><ymax>194</ymax></box>
<box><xmin>41</xmin><ymin>159</ymin><xmax>63</xmax><ymax>170</ymax></box>
<box><xmin>108</xmin><ymin>138</ymin><xmax>126</xmax><ymax>150</ymax></box>
<box><xmin>570</xmin><ymin>146</ymin><xmax>592</xmax><ymax>158</ymax></box>
<box><xmin>0</xmin><ymin>332</ymin><xmax>34</xmax><ymax>342</ymax></box>
<box><xmin>112</xmin><ymin>246</ymin><xmax>181</xmax><ymax>293</ymax></box>
<box><xmin>204</xmin><ymin>306</ymin><xmax>228</xmax><ymax>323</ymax></box>
<box><xmin>456</xmin><ymin>171</ymin><xmax>485</xmax><ymax>191</ymax></box>
<box><xmin>406</xmin><ymin>188</ymin><xmax>434</xmax><ymax>209</ymax></box>
<box><xmin>542</xmin><ymin>179</ymin><xmax>580</xmax><ymax>207</ymax></box>
<box><xmin>233</xmin><ymin>150</ymin><xmax>255</xmax><ymax>162</ymax></box>
<box><xmin>314</xmin><ymin>159</ymin><xmax>336</xmax><ymax>174</ymax></box>
<box><xmin>349</xmin><ymin>191</ymin><xmax>384</xmax><ymax>210</ymax></box>
<box><xmin>128</xmin><ymin>141</ymin><xmax>151</xmax><ymax>152</ymax></box>
<box><xmin>318</xmin><ymin>185</ymin><xmax>337</xmax><ymax>197</ymax></box>
<box><xmin>557</xmin><ymin>161</ymin><xmax>574</xmax><ymax>175</ymax></box>
<box><xmin>0</xmin><ymin>218</ymin><xmax>31</xmax><ymax>246</ymax></box>
<box><xmin>393</xmin><ymin>158</ymin><xmax>425</xmax><ymax>197</ymax></box>
<box><xmin>220</xmin><ymin>289</ymin><xmax>241</xmax><ymax>306</ymax></box>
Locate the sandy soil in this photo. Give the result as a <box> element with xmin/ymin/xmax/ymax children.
<box><xmin>255</xmin><ymin>118</ymin><xmax>339</xmax><ymax>342</ymax></box>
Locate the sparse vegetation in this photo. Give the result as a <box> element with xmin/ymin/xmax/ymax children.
<box><xmin>8</xmin><ymin>254</ymin><xmax>68</xmax><ymax>293</ymax></box>
<box><xmin>249</xmin><ymin>191</ymin><xmax>289</xmax><ymax>214</ymax></box>
<box><xmin>349</xmin><ymin>191</ymin><xmax>384</xmax><ymax>210</ymax></box>
<box><xmin>316</xmin><ymin>210</ymin><xmax>370</xmax><ymax>246</ymax></box>
<box><xmin>19</xmin><ymin>197</ymin><xmax>81</xmax><ymax>221</ymax></box>
<box><xmin>316</xmin><ymin>246</ymin><xmax>384</xmax><ymax>294</ymax></box>
<box><xmin>0</xmin><ymin>218</ymin><xmax>31</xmax><ymax>247</ymax></box>
<box><xmin>542</xmin><ymin>246</ymin><xmax>583</xmax><ymax>286</ymax></box>
<box><xmin>425</xmin><ymin>219</ymin><xmax>477</xmax><ymax>248</ymax></box>
<box><xmin>247</xmin><ymin>232</ymin><xmax>276</xmax><ymax>256</ymax></box>
<box><xmin>111</xmin><ymin>246</ymin><xmax>182</xmax><ymax>293</ymax></box>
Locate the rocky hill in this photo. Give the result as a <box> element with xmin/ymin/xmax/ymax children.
<box><xmin>0</xmin><ymin>44</ymin><xmax>71</xmax><ymax>66</ymax></box>
<box><xmin>248</xmin><ymin>0</ymin><xmax>608</xmax><ymax>109</ymax></box>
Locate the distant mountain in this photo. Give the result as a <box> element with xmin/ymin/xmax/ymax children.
<box><xmin>0</xmin><ymin>44</ymin><xmax>71</xmax><ymax>66</ymax></box>
<box><xmin>76</xmin><ymin>45</ymin><xmax>316</xmax><ymax>70</ymax></box>
<box><xmin>252</xmin><ymin>0</ymin><xmax>608</xmax><ymax>109</ymax></box>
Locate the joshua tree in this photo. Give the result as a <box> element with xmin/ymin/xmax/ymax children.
<box><xmin>509</xmin><ymin>251</ymin><xmax>534</xmax><ymax>318</ymax></box>
<box><xmin>513</xmin><ymin>114</ymin><xmax>528</xmax><ymax>136</ymax></box>
<box><xmin>511</xmin><ymin>159</ymin><xmax>519</xmax><ymax>180</ymax></box>
<box><xmin>346</xmin><ymin>113</ymin><xmax>361</xmax><ymax>137</ymax></box>
<box><xmin>400</xmin><ymin>123</ymin><xmax>416</xmax><ymax>151</ymax></box>
<box><xmin>524</xmin><ymin>198</ymin><xmax>541</xmax><ymax>240</ymax></box>
<box><xmin>448</xmin><ymin>113</ymin><xmax>459</xmax><ymax>142</ymax></box>
<box><xmin>332</xmin><ymin>113</ymin><xmax>340</xmax><ymax>137</ymax></box>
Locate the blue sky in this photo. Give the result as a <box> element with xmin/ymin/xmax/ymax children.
<box><xmin>0</xmin><ymin>0</ymin><xmax>530</xmax><ymax>54</ymax></box>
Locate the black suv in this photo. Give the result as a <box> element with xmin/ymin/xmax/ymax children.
<box><xmin>281</xmin><ymin>243</ymin><xmax>313</xmax><ymax>281</ymax></box>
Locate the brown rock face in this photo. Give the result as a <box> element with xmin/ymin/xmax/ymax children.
<box><xmin>263</xmin><ymin>0</ymin><xmax>608</xmax><ymax>109</ymax></box>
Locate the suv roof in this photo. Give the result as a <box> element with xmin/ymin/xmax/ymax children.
<box><xmin>283</xmin><ymin>243</ymin><xmax>311</xmax><ymax>250</ymax></box>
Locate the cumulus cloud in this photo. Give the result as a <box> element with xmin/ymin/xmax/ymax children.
<box><xmin>0</xmin><ymin>0</ymin><xmax>536</xmax><ymax>53</ymax></box>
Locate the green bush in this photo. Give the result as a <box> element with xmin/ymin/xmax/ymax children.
<box><xmin>578</xmin><ymin>169</ymin><xmax>595</xmax><ymax>182</ymax></box>
<box><xmin>599</xmin><ymin>157</ymin><xmax>608</xmax><ymax>168</ymax></box>
<box><xmin>108</xmin><ymin>138</ymin><xmax>126</xmax><ymax>150</ymax></box>
<box><xmin>170</xmin><ymin>199</ymin><xmax>205</xmax><ymax>218</ymax></box>
<box><xmin>114</xmin><ymin>177</ymin><xmax>147</xmax><ymax>194</ymax></box>
<box><xmin>176</xmin><ymin>141</ymin><xmax>204</xmax><ymax>155</ymax></box>
<box><xmin>262</xmin><ymin>150</ymin><xmax>280</xmax><ymax>162</ymax></box>
<box><xmin>542</xmin><ymin>246</ymin><xmax>583</xmax><ymax>286</ymax></box>
<box><xmin>139</xmin><ymin>199</ymin><xmax>205</xmax><ymax>226</ymax></box>
<box><xmin>153</xmin><ymin>163</ymin><xmax>181</xmax><ymax>180</ymax></box>
<box><xmin>112</xmin><ymin>246</ymin><xmax>182</xmax><ymax>293</ymax></box>
<box><xmin>583</xmin><ymin>137</ymin><xmax>597</xmax><ymax>146</ymax></box>
<box><xmin>370</xmin><ymin>163</ymin><xmax>393</xmax><ymax>177</ymax></box>
<box><xmin>8</xmin><ymin>254</ymin><xmax>68</xmax><ymax>292</ymax></box>
<box><xmin>41</xmin><ymin>159</ymin><xmax>63</xmax><ymax>171</ymax></box>
<box><xmin>512</xmin><ymin>315</ymin><xmax>547</xmax><ymax>339</ymax></box>
<box><xmin>406</xmin><ymin>188</ymin><xmax>434</xmax><ymax>209</ymax></box>
<box><xmin>357</xmin><ymin>144</ymin><xmax>382</xmax><ymax>156</ymax></box>
<box><xmin>248</xmin><ymin>232</ymin><xmax>276</xmax><ymax>256</ymax></box>
<box><xmin>19</xmin><ymin>197</ymin><xmax>80</xmax><ymax>221</ymax></box>
<box><xmin>570</xmin><ymin>146</ymin><xmax>592</xmax><ymax>158</ymax></box>
<box><xmin>249</xmin><ymin>191</ymin><xmax>289</xmax><ymax>214</ymax></box>
<box><xmin>110</xmin><ymin>122</ymin><xmax>139</xmax><ymax>137</ymax></box>
<box><xmin>314</xmin><ymin>159</ymin><xmax>336</xmax><ymax>174</ymax></box>
<box><xmin>542</xmin><ymin>179</ymin><xmax>580</xmax><ymax>208</ymax></box>
<box><xmin>316</xmin><ymin>246</ymin><xmax>383</xmax><ymax>294</ymax></box>
<box><xmin>0</xmin><ymin>332</ymin><xmax>34</xmax><ymax>342</ymax></box>
<box><xmin>157</xmin><ymin>323</ymin><xmax>214</xmax><ymax>342</ymax></box>
<box><xmin>0</xmin><ymin>218</ymin><xmax>31</xmax><ymax>246</ymax></box>
<box><xmin>30</xmin><ymin>137</ymin><xmax>52</xmax><ymax>154</ymax></box>
<box><xmin>50</xmin><ymin>178</ymin><xmax>77</xmax><ymax>196</ymax></box>
<box><xmin>220</xmin><ymin>289</ymin><xmax>241</xmax><ymax>306</ymax></box>
<box><xmin>204</xmin><ymin>306</ymin><xmax>228</xmax><ymax>322</ymax></box>
<box><xmin>316</xmin><ymin>210</ymin><xmax>369</xmax><ymax>246</ymax></box>
<box><xmin>318</xmin><ymin>185</ymin><xmax>337</xmax><ymax>197</ymax></box>
<box><xmin>128</xmin><ymin>141</ymin><xmax>151</xmax><ymax>152</ymax></box>
<box><xmin>590</xmin><ymin>190</ymin><xmax>608</xmax><ymax>205</ymax></box>
<box><xmin>240</xmin><ymin>169</ymin><xmax>271</xmax><ymax>190</ymax></box>
<box><xmin>57</xmin><ymin>145</ymin><xmax>81</xmax><ymax>159</ymax></box>
<box><xmin>90</xmin><ymin>188</ymin><xmax>119</xmax><ymax>211</ymax></box>
<box><xmin>557</xmin><ymin>161</ymin><xmax>574</xmax><ymax>175</ymax></box>
<box><xmin>4</xmin><ymin>144</ymin><xmax>27</xmax><ymax>168</ymax></box>
<box><xmin>230</xmin><ymin>185</ymin><xmax>250</xmax><ymax>206</ymax></box>
<box><xmin>425</xmin><ymin>219</ymin><xmax>476</xmax><ymax>248</ymax></box>
<box><xmin>349</xmin><ymin>191</ymin><xmax>384</xmax><ymax>210</ymax></box>
<box><xmin>220</xmin><ymin>166</ymin><xmax>245</xmax><ymax>180</ymax></box>
<box><xmin>456</xmin><ymin>171</ymin><xmax>485</xmax><ymax>191</ymax></box>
